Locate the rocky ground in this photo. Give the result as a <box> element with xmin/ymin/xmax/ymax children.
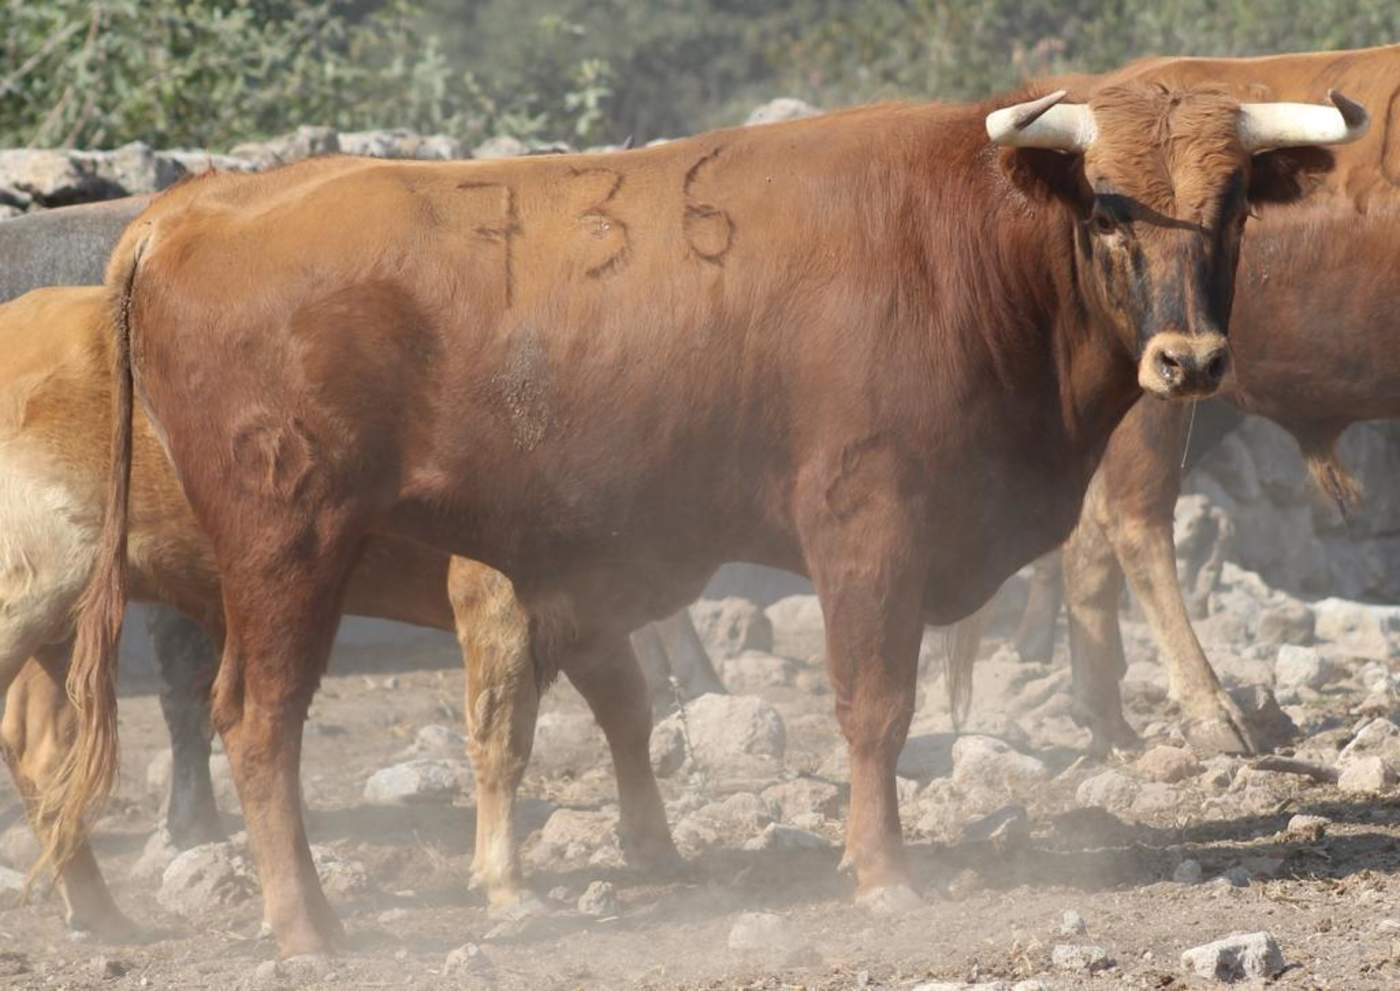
<box><xmin>2</xmin><ymin>547</ymin><xmax>1400</xmax><ymax>990</ymax></box>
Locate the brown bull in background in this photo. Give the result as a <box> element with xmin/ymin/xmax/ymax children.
<box><xmin>957</xmin><ymin>43</ymin><xmax>1400</xmax><ymax>754</ymax></box>
<box><xmin>57</xmin><ymin>78</ymin><xmax>1364</xmax><ymax>957</ymax></box>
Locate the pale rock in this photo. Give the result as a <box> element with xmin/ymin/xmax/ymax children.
<box><xmin>742</xmin><ymin>822</ymin><xmax>831</xmax><ymax>852</ymax></box>
<box><xmin>1338</xmin><ymin>755</ymin><xmax>1395</xmax><ymax>794</ymax></box>
<box><xmin>727</xmin><ymin>911</ymin><xmax>798</xmax><ymax>952</ymax></box>
<box><xmin>1314</xmin><ymin>598</ymin><xmax>1400</xmax><ymax>658</ymax></box>
<box><xmin>1051</xmin><ymin>943</ymin><xmax>1110</xmax><ymax>972</ymax></box>
<box><xmin>650</xmin><ymin>693</ymin><xmax>785</xmax><ymax>783</ymax></box>
<box><xmin>158</xmin><ymin>843</ymin><xmax>255</xmax><ymax>915</ymax></box>
<box><xmin>1275</xmin><ymin>645</ymin><xmax>1334</xmax><ymax>702</ymax></box>
<box><xmin>1337</xmin><ymin>717</ymin><xmax>1400</xmax><ymax>767</ymax></box>
<box><xmin>1075</xmin><ymin>770</ymin><xmax>1139</xmax><ymax>812</ymax></box>
<box><xmin>443</xmin><ymin>942</ymin><xmax>492</xmax><ymax>978</ymax></box>
<box><xmin>1135</xmin><ymin>745</ymin><xmax>1201</xmax><ymax>783</ymax></box>
<box><xmin>363</xmin><ymin>758</ymin><xmax>471</xmax><ymax>805</ymax></box>
<box><xmin>761</xmin><ymin>777</ymin><xmax>842</xmax><ymax>821</ymax></box>
<box><xmin>1286</xmin><ymin>813</ymin><xmax>1329</xmax><ymax>842</ymax></box>
<box><xmin>576</xmin><ymin>880</ymin><xmax>618</xmax><ymax>917</ymax></box>
<box><xmin>745</xmin><ymin>98</ymin><xmax>820</xmax><ymax>126</ymax></box>
<box><xmin>404</xmin><ymin>723</ymin><xmax>465</xmax><ymax>757</ymax></box>
<box><xmin>1173</xmin><ymin>859</ymin><xmax>1203</xmax><ymax>884</ymax></box>
<box><xmin>473</xmin><ymin>135</ymin><xmax>530</xmax><ymax>159</ymax></box>
<box><xmin>950</xmin><ymin>736</ymin><xmax>1048</xmax><ymax>792</ymax></box>
<box><xmin>525</xmin><ymin>807</ymin><xmax>624</xmax><ymax>871</ymax></box>
<box><xmin>1180</xmin><ymin>931</ymin><xmax>1284</xmax><ymax>981</ymax></box>
<box><xmin>129</xmin><ymin>828</ymin><xmax>180</xmax><ymax>882</ymax></box>
<box><xmin>230</xmin><ymin>125</ymin><xmax>339</xmax><ymax>167</ymax></box>
<box><xmin>765</xmin><ymin>595</ymin><xmax>826</xmax><ymax>661</ymax></box>
<box><xmin>690</xmin><ymin>597</ymin><xmax>774</xmax><ymax>658</ymax></box>
<box><xmin>1130</xmin><ymin>782</ymin><xmax>1181</xmax><ymax>816</ymax></box>
<box><xmin>0</xmin><ymin>822</ymin><xmax>39</xmax><ymax>869</ymax></box>
<box><xmin>898</xmin><ymin>734</ymin><xmax>956</xmax><ymax>780</ymax></box>
<box><xmin>311</xmin><ymin>846</ymin><xmax>371</xmax><ymax>897</ymax></box>
<box><xmin>721</xmin><ymin>650</ymin><xmax>796</xmax><ymax>692</ymax></box>
<box><xmin>1060</xmin><ymin>909</ymin><xmax>1087</xmax><ymax>935</ymax></box>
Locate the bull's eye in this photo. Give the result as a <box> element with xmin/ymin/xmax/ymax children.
<box><xmin>1091</xmin><ymin>212</ymin><xmax>1117</xmax><ymax>236</ymax></box>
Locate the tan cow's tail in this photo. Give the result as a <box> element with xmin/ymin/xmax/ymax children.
<box><xmin>32</xmin><ymin>234</ymin><xmax>148</xmax><ymax>886</ymax></box>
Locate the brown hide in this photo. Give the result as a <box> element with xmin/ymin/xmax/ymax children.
<box><xmin>0</xmin><ymin>286</ymin><xmax>452</xmax><ymax>635</ymax></box>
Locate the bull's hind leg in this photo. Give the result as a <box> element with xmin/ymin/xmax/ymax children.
<box><xmin>564</xmin><ymin>632</ymin><xmax>680</xmax><ymax>873</ymax></box>
<box><xmin>147</xmin><ymin>606</ymin><xmax>224</xmax><ymax>847</ymax></box>
<box><xmin>0</xmin><ymin>648</ymin><xmax>134</xmax><ymax>938</ymax></box>
<box><xmin>211</xmin><ymin>530</ymin><xmax>362</xmax><ymax>958</ymax></box>
<box><xmin>800</xmin><ymin>488</ymin><xmax>925</xmax><ymax>911</ymax></box>
<box><xmin>447</xmin><ymin>558</ymin><xmax>542</xmax><ymax>913</ymax></box>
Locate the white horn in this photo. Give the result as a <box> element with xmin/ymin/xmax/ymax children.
<box><xmin>1238</xmin><ymin>90</ymin><xmax>1369</xmax><ymax>151</ymax></box>
<box><xmin>985</xmin><ymin>90</ymin><xmax>1096</xmax><ymax>152</ymax></box>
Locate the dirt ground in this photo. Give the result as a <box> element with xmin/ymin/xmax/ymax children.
<box><xmin>1</xmin><ymin>617</ymin><xmax>1399</xmax><ymax>991</ymax></box>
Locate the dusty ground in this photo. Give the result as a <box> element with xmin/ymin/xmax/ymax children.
<box><xmin>1</xmin><ymin>603</ymin><xmax>1399</xmax><ymax>991</ymax></box>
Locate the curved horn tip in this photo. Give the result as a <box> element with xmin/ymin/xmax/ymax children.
<box><xmin>1327</xmin><ymin>89</ymin><xmax>1369</xmax><ymax>132</ymax></box>
<box><xmin>1012</xmin><ymin>89</ymin><xmax>1068</xmax><ymax>129</ymax></box>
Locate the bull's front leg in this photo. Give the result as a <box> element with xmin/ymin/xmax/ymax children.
<box><xmin>800</xmin><ymin>482</ymin><xmax>926</xmax><ymax>912</ymax></box>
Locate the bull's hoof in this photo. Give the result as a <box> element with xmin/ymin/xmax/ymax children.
<box><xmin>856</xmin><ymin>883</ymin><xmax>924</xmax><ymax>916</ymax></box>
<box><xmin>68</xmin><ymin>907</ymin><xmax>143</xmax><ymax>944</ymax></box>
<box><xmin>486</xmin><ymin>890</ymin><xmax>547</xmax><ymax>922</ymax></box>
<box><xmin>1184</xmin><ymin>716</ymin><xmax>1252</xmax><ymax>757</ymax></box>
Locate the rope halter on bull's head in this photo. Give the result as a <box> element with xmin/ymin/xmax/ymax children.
<box><xmin>984</xmin><ymin>88</ymin><xmax>1370</xmax><ymax>152</ymax></box>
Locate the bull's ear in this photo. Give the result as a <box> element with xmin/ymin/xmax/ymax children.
<box><xmin>1248</xmin><ymin>146</ymin><xmax>1337</xmax><ymax>204</ymax></box>
<box><xmin>999</xmin><ymin>147</ymin><xmax>1091</xmax><ymax>209</ymax></box>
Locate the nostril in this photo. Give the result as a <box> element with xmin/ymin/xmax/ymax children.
<box><xmin>1205</xmin><ymin>352</ymin><xmax>1228</xmax><ymax>381</ymax></box>
<box><xmin>1156</xmin><ymin>350</ymin><xmax>1183</xmax><ymax>383</ymax></box>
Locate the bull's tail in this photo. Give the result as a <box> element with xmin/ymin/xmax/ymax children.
<box><xmin>1299</xmin><ymin>431</ymin><xmax>1362</xmax><ymax>521</ymax></box>
<box><xmin>32</xmin><ymin>234</ymin><xmax>148</xmax><ymax>885</ymax></box>
<box><xmin>943</xmin><ymin>603</ymin><xmax>989</xmax><ymax>730</ymax></box>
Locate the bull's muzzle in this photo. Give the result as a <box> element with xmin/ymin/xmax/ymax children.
<box><xmin>1138</xmin><ymin>332</ymin><xmax>1229</xmax><ymax>399</ymax></box>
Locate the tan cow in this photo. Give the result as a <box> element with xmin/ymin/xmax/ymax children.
<box><xmin>0</xmin><ymin>286</ymin><xmax>709</xmax><ymax>933</ymax></box>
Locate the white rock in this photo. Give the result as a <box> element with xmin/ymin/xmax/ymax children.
<box><xmin>473</xmin><ymin>135</ymin><xmax>530</xmax><ymax>159</ymax></box>
<box><xmin>576</xmin><ymin>880</ymin><xmax>618</xmax><ymax>917</ymax></box>
<box><xmin>404</xmin><ymin>723</ymin><xmax>465</xmax><ymax>757</ymax></box>
<box><xmin>443</xmin><ymin>942</ymin><xmax>491</xmax><ymax>978</ymax></box>
<box><xmin>741</xmin><ymin>823</ymin><xmax>831</xmax><ymax>852</ymax></box>
<box><xmin>362</xmin><ymin>759</ymin><xmax>471</xmax><ymax>805</ymax></box>
<box><xmin>745</xmin><ymin>98</ymin><xmax>820</xmax><ymax>126</ymax></box>
<box><xmin>1060</xmin><ymin>909</ymin><xmax>1087</xmax><ymax>935</ymax></box>
<box><xmin>129</xmin><ymin>828</ymin><xmax>180</xmax><ymax>882</ymax></box>
<box><xmin>1314</xmin><ymin>598</ymin><xmax>1400</xmax><ymax>658</ymax></box>
<box><xmin>1173</xmin><ymin>859</ymin><xmax>1203</xmax><ymax>884</ymax></box>
<box><xmin>950</xmin><ymin>736</ymin><xmax>1048</xmax><ymax>791</ymax></box>
<box><xmin>1180</xmin><ymin>931</ymin><xmax>1284</xmax><ymax>981</ymax></box>
<box><xmin>1051</xmin><ymin>943</ymin><xmax>1110</xmax><ymax>972</ymax></box>
<box><xmin>1286</xmin><ymin>814</ymin><xmax>1329</xmax><ymax>841</ymax></box>
<box><xmin>898</xmin><ymin>734</ymin><xmax>956</xmax><ymax>781</ymax></box>
<box><xmin>1075</xmin><ymin>770</ymin><xmax>1139</xmax><ymax>812</ymax></box>
<box><xmin>311</xmin><ymin>846</ymin><xmax>371</xmax><ymax>897</ymax></box>
<box><xmin>727</xmin><ymin>911</ymin><xmax>797</xmax><ymax>952</ymax></box>
<box><xmin>525</xmin><ymin>808</ymin><xmax>624</xmax><ymax>871</ymax></box>
<box><xmin>650</xmin><ymin>693</ymin><xmax>785</xmax><ymax>783</ymax></box>
<box><xmin>1337</xmin><ymin>718</ymin><xmax>1400</xmax><ymax>766</ymax></box>
<box><xmin>158</xmin><ymin>843</ymin><xmax>255</xmax><ymax>916</ymax></box>
<box><xmin>721</xmin><ymin>650</ymin><xmax>797</xmax><ymax>692</ymax></box>
<box><xmin>761</xmin><ymin>778</ymin><xmax>842</xmax><ymax>821</ymax></box>
<box><xmin>690</xmin><ymin>597</ymin><xmax>773</xmax><ymax>658</ymax></box>
<box><xmin>765</xmin><ymin>595</ymin><xmax>826</xmax><ymax>661</ymax></box>
<box><xmin>1338</xmin><ymin>755</ymin><xmax>1395</xmax><ymax>794</ymax></box>
<box><xmin>1135</xmin><ymin>745</ymin><xmax>1201</xmax><ymax>783</ymax></box>
<box><xmin>1275</xmin><ymin>645</ymin><xmax>1333</xmax><ymax>699</ymax></box>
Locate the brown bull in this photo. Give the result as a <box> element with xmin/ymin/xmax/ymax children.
<box><xmin>1048</xmin><ymin>203</ymin><xmax>1400</xmax><ymax>755</ymax></box>
<box><xmin>0</xmin><ymin>286</ymin><xmax>713</xmax><ymax>932</ymax></box>
<box><xmin>64</xmin><ymin>84</ymin><xmax>1362</xmax><ymax>955</ymax></box>
<box><xmin>972</xmin><ymin>43</ymin><xmax>1400</xmax><ymax>752</ymax></box>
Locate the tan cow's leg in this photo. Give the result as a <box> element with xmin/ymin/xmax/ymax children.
<box><xmin>1104</xmin><ymin>509</ymin><xmax>1257</xmax><ymax>755</ymax></box>
<box><xmin>1061</xmin><ymin>503</ymin><xmax>1142</xmax><ymax>754</ymax></box>
<box><xmin>564</xmin><ymin>634</ymin><xmax>680</xmax><ymax>872</ymax></box>
<box><xmin>447</xmin><ymin>557</ymin><xmax>540</xmax><ymax>912</ymax></box>
<box><xmin>1013</xmin><ymin>550</ymin><xmax>1063</xmax><ymax>665</ymax></box>
<box><xmin>0</xmin><ymin>647</ymin><xmax>134</xmax><ymax>937</ymax></box>
<box><xmin>211</xmin><ymin>539</ymin><xmax>357</xmax><ymax>958</ymax></box>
